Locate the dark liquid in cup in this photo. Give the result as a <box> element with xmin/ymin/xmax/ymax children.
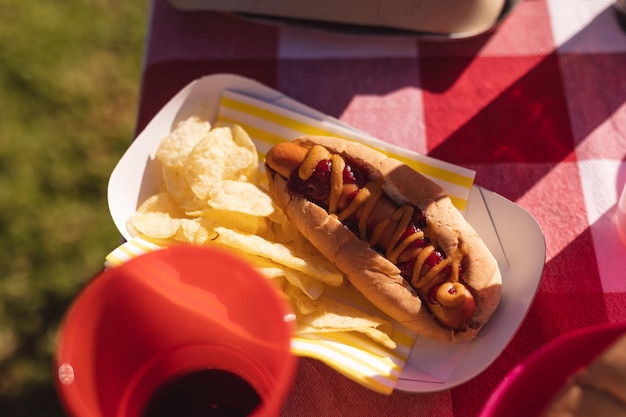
<box><xmin>141</xmin><ymin>369</ymin><xmax>262</xmax><ymax>417</ymax></box>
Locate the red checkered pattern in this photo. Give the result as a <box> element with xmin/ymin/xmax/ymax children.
<box><xmin>137</xmin><ymin>0</ymin><xmax>626</xmax><ymax>415</ymax></box>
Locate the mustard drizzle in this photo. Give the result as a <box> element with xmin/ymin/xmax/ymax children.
<box><xmin>299</xmin><ymin>145</ymin><xmax>462</xmax><ymax>290</ymax></box>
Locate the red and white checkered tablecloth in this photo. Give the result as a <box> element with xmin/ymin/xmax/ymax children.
<box><xmin>135</xmin><ymin>0</ymin><xmax>626</xmax><ymax>415</ymax></box>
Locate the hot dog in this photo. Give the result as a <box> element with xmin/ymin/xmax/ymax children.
<box><xmin>265</xmin><ymin>136</ymin><xmax>502</xmax><ymax>343</ymax></box>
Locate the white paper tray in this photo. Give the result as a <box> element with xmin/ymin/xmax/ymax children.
<box><xmin>108</xmin><ymin>74</ymin><xmax>545</xmax><ymax>393</ymax></box>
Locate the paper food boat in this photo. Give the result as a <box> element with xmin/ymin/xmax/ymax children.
<box><xmin>107</xmin><ymin>74</ymin><xmax>545</xmax><ymax>393</ymax></box>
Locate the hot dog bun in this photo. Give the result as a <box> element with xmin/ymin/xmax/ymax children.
<box><xmin>265</xmin><ymin>136</ymin><xmax>501</xmax><ymax>343</ymax></box>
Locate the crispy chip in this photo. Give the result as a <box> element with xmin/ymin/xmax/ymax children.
<box><xmin>265</xmin><ymin>220</ymin><xmax>345</xmax><ymax>288</ymax></box>
<box><xmin>213</xmin><ymin>227</ymin><xmax>343</xmax><ymax>286</ymax></box>
<box><xmin>358</xmin><ymin>328</ymin><xmax>398</xmax><ymax>350</ymax></box>
<box><xmin>254</xmin><ymin>267</ymin><xmax>323</xmax><ymax>299</ymax></box>
<box><xmin>214</xmin><ymin>122</ymin><xmax>260</xmax><ymax>184</ymax></box>
<box><xmin>285</xmin><ymin>283</ymin><xmax>322</xmax><ymax>315</ymax></box>
<box><xmin>184</xmin><ymin>126</ymin><xmax>258</xmax><ymax>200</ymax></box>
<box><xmin>268</xmin><ymin>204</ymin><xmax>290</xmax><ymax>226</ymax></box>
<box><xmin>283</xmin><ymin>269</ymin><xmax>325</xmax><ymax>300</ymax></box>
<box><xmin>207</xmin><ymin>180</ymin><xmax>274</xmax><ymax>217</ymax></box>
<box><xmin>216</xmin><ymin>250</ymin><xmax>279</xmax><ymax>270</ymax></box>
<box><xmin>162</xmin><ymin>164</ymin><xmax>206</xmax><ymax>211</ymax></box>
<box><xmin>300</xmin><ymin>298</ymin><xmax>393</xmax><ymax>333</ymax></box>
<box><xmin>256</xmin><ymin>267</ymin><xmax>288</xmax><ymax>280</ymax></box>
<box><xmin>187</xmin><ymin>207</ymin><xmax>271</xmax><ymax>236</ymax></box>
<box><xmin>275</xmin><ymin>228</ymin><xmax>344</xmax><ymax>287</ymax></box>
<box><xmin>296</xmin><ymin>296</ymin><xmax>397</xmax><ymax>349</ymax></box>
<box><xmin>174</xmin><ymin>218</ymin><xmax>213</xmax><ymax>244</ymax></box>
<box><xmin>232</xmin><ymin>255</ymin><xmax>322</xmax><ymax>299</ymax></box>
<box><xmin>268</xmin><ymin>268</ymin><xmax>324</xmax><ymax>300</ymax></box>
<box><xmin>129</xmin><ymin>193</ymin><xmax>184</xmax><ymax>239</ymax></box>
<box><xmin>156</xmin><ymin>116</ymin><xmax>210</xmax><ymax>168</ymax></box>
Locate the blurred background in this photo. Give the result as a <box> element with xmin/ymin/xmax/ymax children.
<box><xmin>0</xmin><ymin>1</ymin><xmax>149</xmax><ymax>415</ymax></box>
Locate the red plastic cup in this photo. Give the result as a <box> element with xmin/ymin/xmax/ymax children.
<box><xmin>479</xmin><ymin>322</ymin><xmax>626</xmax><ymax>417</ymax></box>
<box><xmin>54</xmin><ymin>245</ymin><xmax>296</xmax><ymax>417</ymax></box>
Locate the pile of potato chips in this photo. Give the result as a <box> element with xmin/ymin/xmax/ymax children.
<box><xmin>128</xmin><ymin>116</ymin><xmax>396</xmax><ymax>349</ymax></box>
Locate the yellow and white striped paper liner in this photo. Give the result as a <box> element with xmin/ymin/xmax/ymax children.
<box><xmin>105</xmin><ymin>237</ymin><xmax>415</xmax><ymax>395</ymax></box>
<box><xmin>217</xmin><ymin>90</ymin><xmax>475</xmax><ymax>211</ymax></box>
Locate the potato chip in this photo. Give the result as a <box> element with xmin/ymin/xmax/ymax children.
<box><xmin>267</xmin><ymin>204</ymin><xmax>289</xmax><ymax>226</ymax></box>
<box><xmin>263</xmin><ymin>219</ymin><xmax>345</xmax><ymax>288</ymax></box>
<box><xmin>267</xmin><ymin>275</ymin><xmax>288</xmax><ymax>295</ymax></box>
<box><xmin>300</xmin><ymin>298</ymin><xmax>393</xmax><ymax>334</ymax></box>
<box><xmin>156</xmin><ymin>116</ymin><xmax>210</xmax><ymax>168</ymax></box>
<box><xmin>284</xmin><ymin>283</ymin><xmax>322</xmax><ymax>315</ymax></box>
<box><xmin>174</xmin><ymin>218</ymin><xmax>214</xmax><ymax>244</ymax></box>
<box><xmin>194</xmin><ymin>224</ymin><xmax>213</xmax><ymax>244</ymax></box>
<box><xmin>296</xmin><ymin>296</ymin><xmax>397</xmax><ymax>349</ymax></box>
<box><xmin>229</xmin><ymin>254</ymin><xmax>322</xmax><ymax>299</ymax></box>
<box><xmin>184</xmin><ymin>126</ymin><xmax>258</xmax><ymax>200</ymax></box>
<box><xmin>187</xmin><ymin>207</ymin><xmax>271</xmax><ymax>236</ymax></box>
<box><xmin>162</xmin><ymin>164</ymin><xmax>206</xmax><ymax>211</ymax></box>
<box><xmin>281</xmin><ymin>268</ymin><xmax>325</xmax><ymax>300</ymax></box>
<box><xmin>129</xmin><ymin>192</ymin><xmax>184</xmax><ymax>239</ymax></box>
<box><xmin>214</xmin><ymin>122</ymin><xmax>260</xmax><ymax>184</ymax></box>
<box><xmin>213</xmin><ymin>227</ymin><xmax>343</xmax><ymax>286</ymax></box>
<box><xmin>207</xmin><ymin>180</ymin><xmax>274</xmax><ymax>217</ymax></box>
<box><xmin>358</xmin><ymin>328</ymin><xmax>398</xmax><ymax>350</ymax></box>
<box><xmin>272</xmin><ymin>228</ymin><xmax>344</xmax><ymax>287</ymax></box>
<box><xmin>256</xmin><ymin>267</ymin><xmax>288</xmax><ymax>280</ymax></box>
<box><xmin>229</xmin><ymin>252</ymin><xmax>295</xmax><ymax>277</ymax></box>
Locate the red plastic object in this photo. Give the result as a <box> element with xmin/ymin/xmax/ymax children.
<box><xmin>54</xmin><ymin>245</ymin><xmax>296</xmax><ymax>417</ymax></box>
<box><xmin>480</xmin><ymin>322</ymin><xmax>626</xmax><ymax>417</ymax></box>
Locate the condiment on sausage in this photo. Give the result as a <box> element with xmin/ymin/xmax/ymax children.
<box><xmin>271</xmin><ymin>143</ymin><xmax>475</xmax><ymax>330</ymax></box>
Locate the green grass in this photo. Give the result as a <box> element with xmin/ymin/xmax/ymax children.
<box><xmin>0</xmin><ymin>1</ymin><xmax>149</xmax><ymax>414</ymax></box>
